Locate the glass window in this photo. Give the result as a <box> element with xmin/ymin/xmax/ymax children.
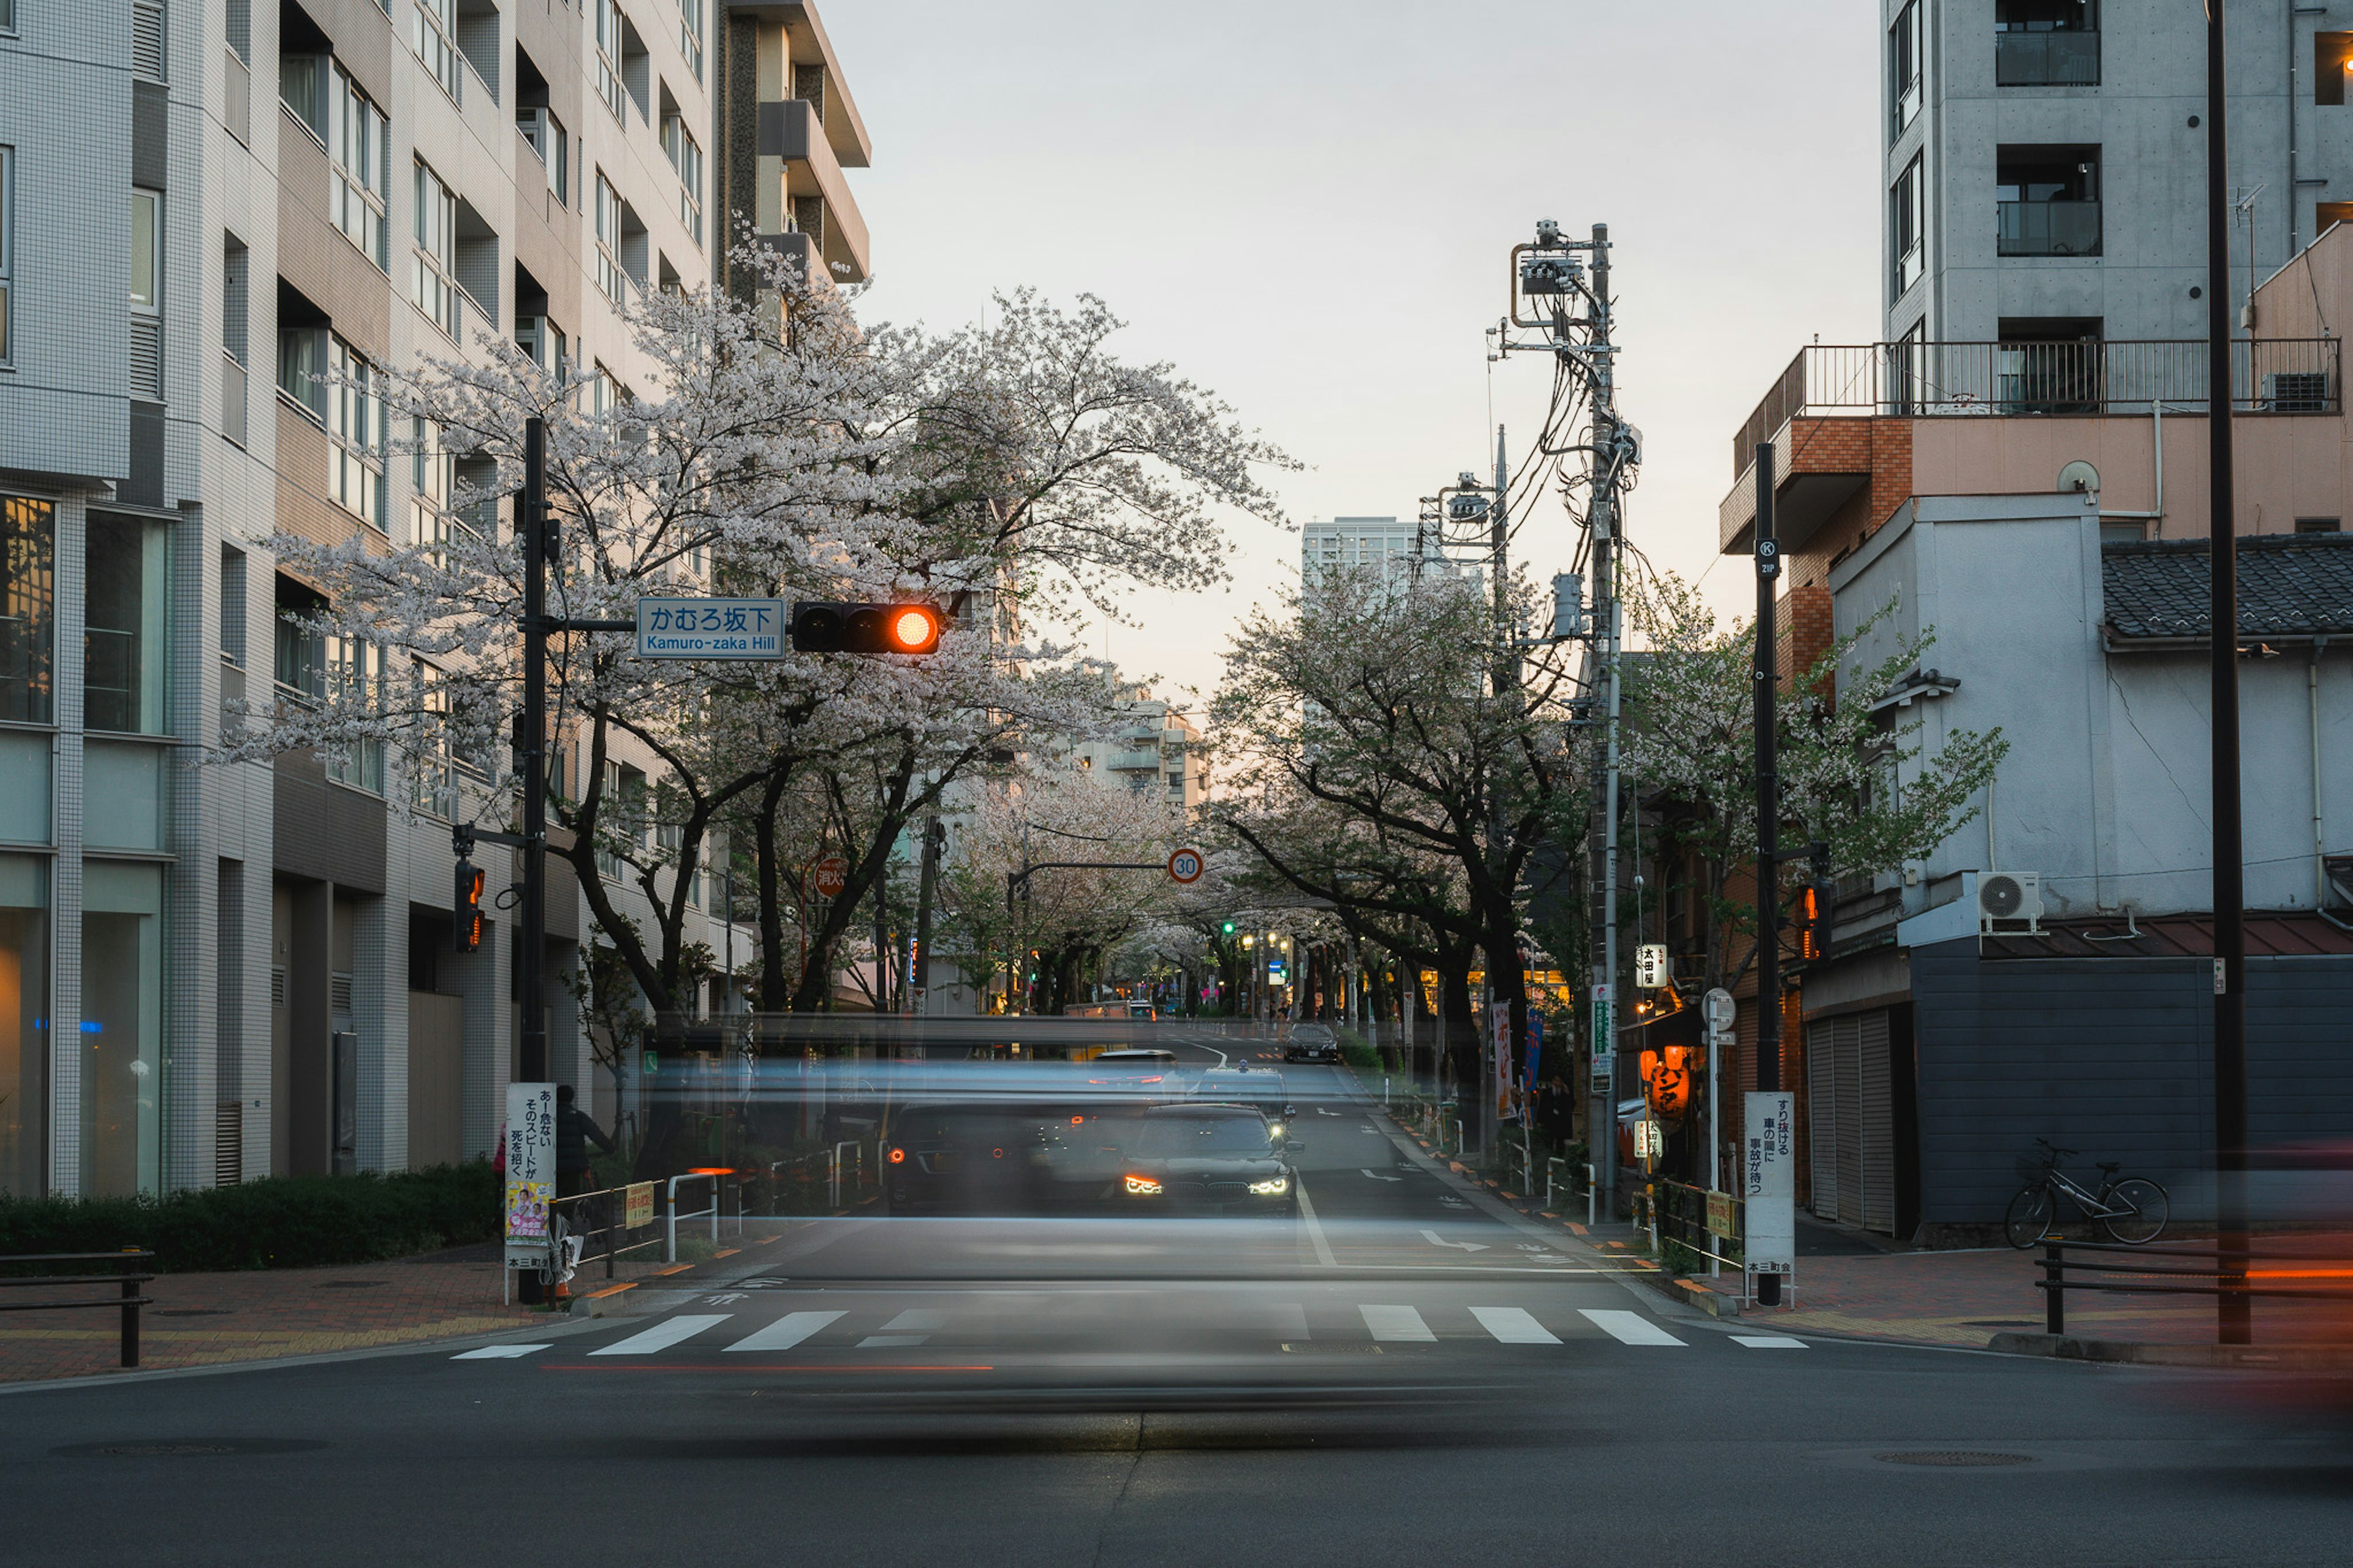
<box><xmin>327</xmin><ymin>336</ymin><xmax>384</xmax><ymax>528</ymax></box>
<box><xmin>85</xmin><ymin>513</ymin><xmax>168</xmax><ymax>735</ymax></box>
<box><xmin>412</xmin><ymin>0</ymin><xmax>463</xmax><ymax>103</ymax></box>
<box><xmin>594</xmin><ymin>173</ymin><xmax>626</xmax><ymax>308</ymax></box>
<box><xmin>0</xmin><ymin>146</ymin><xmax>13</xmax><ymax>363</ymax></box>
<box><xmin>0</xmin><ymin>854</ymin><xmax>49</xmax><ymax>1199</ymax></box>
<box><xmin>518</xmin><ymin>107</ymin><xmax>569</xmax><ymax>205</ymax></box>
<box><xmin>325</xmin><ymin>633</ymin><xmax>385</xmax><ymax>791</ymax></box>
<box><xmin>663</xmin><ymin>115</ymin><xmax>702</xmax><ymax>248</ymax></box>
<box><xmin>1893</xmin><ymin>154</ymin><xmax>1925</xmax><ymax>295</ymax></box>
<box><xmin>680</xmin><ymin>0</ymin><xmax>703</xmax><ymax>81</ymax></box>
<box><xmin>328</xmin><ymin>65</ymin><xmax>388</xmax><ymax>270</ymax></box>
<box><xmin>129</xmin><ymin>190</ymin><xmax>161</xmax><ymax>311</ymax></box>
<box><xmin>276</xmin><ymin>607</ymin><xmax>324</xmax><ymax>700</ymax></box>
<box><xmin>277</xmin><ymin>322</ymin><xmax>326</xmax><ymax>419</ymax></box>
<box><xmin>595</xmin><ymin>0</ymin><xmax>627</xmax><ymax>121</ymax></box>
<box><xmin>81</xmin><ymin>860</ymin><xmax>162</xmax><ymax>1198</ymax></box>
<box><xmin>412</xmin><ymin>160</ymin><xmax>460</xmax><ymax>339</ymax></box>
<box><xmin>0</xmin><ymin>498</ymin><xmax>53</xmax><ymax>724</ymax></box>
<box><xmin>1890</xmin><ymin>2</ymin><xmax>1922</xmax><ymax>138</ymax></box>
<box><xmin>0</xmin><ymin>1</ymin><xmax>17</xmax><ymax>33</ymax></box>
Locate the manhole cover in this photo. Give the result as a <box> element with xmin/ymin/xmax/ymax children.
<box><xmin>313</xmin><ymin>1281</ymin><xmax>386</xmax><ymax>1290</ymax></box>
<box><xmin>1877</xmin><ymin>1450</ymin><xmax>2036</xmax><ymax>1468</ymax></box>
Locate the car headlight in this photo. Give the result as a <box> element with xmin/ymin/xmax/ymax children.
<box><xmin>1249</xmin><ymin>1177</ymin><xmax>1289</xmax><ymax>1196</ymax></box>
<box><xmin>1124</xmin><ymin>1174</ymin><xmax>1164</xmax><ymax>1195</ymax></box>
<box><xmin>1268</xmin><ymin>1123</ymin><xmax>1284</xmax><ymax>1138</ymax></box>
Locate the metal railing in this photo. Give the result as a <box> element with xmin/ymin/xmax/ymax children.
<box><xmin>0</xmin><ymin>1249</ymin><xmax>155</xmax><ymax>1368</ymax></box>
<box><xmin>1996</xmin><ymin>29</ymin><xmax>2100</xmax><ymax>87</ymax></box>
<box><xmin>664</xmin><ymin>1172</ymin><xmax>722</xmax><ymax>1262</ymax></box>
<box><xmin>1659</xmin><ymin>1180</ymin><xmax>1744</xmax><ymax>1275</ymax></box>
<box><xmin>1998</xmin><ymin>199</ymin><xmax>2101</xmax><ymax>257</ymax></box>
<box><xmin>1733</xmin><ymin>338</ymin><xmax>2343</xmax><ymax>468</ymax></box>
<box><xmin>547</xmin><ymin>1182</ymin><xmax>665</xmax><ymax>1284</ymax></box>
<box><xmin>2033</xmin><ymin>1238</ymin><xmax>2353</xmax><ymax>1337</ymax></box>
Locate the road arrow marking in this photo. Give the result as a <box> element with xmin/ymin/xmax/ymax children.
<box><xmin>1420</xmin><ymin>1229</ymin><xmax>1489</xmax><ymax>1252</ymax></box>
<box><xmin>1361</xmin><ymin>1168</ymin><xmax>1402</xmax><ymax>1181</ymax></box>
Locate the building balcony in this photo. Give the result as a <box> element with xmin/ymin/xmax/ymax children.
<box><xmin>1995</xmin><ymin>29</ymin><xmax>2099</xmax><ymax>87</ymax></box>
<box><xmin>758</xmin><ymin>97</ymin><xmax>870</xmax><ymax>282</ymax></box>
<box><xmin>1104</xmin><ymin>749</ymin><xmax>1164</xmax><ymax>773</ymax></box>
<box><xmin>1719</xmin><ymin>338</ymin><xmax>2342</xmax><ymax>551</ymax></box>
<box><xmin>1998</xmin><ymin>199</ymin><xmax>2101</xmax><ymax>257</ymax></box>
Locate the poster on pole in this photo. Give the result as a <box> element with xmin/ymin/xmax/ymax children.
<box><xmin>1590</xmin><ymin>983</ymin><xmax>1614</xmax><ymax>1094</ymax></box>
<box><xmin>1491</xmin><ymin>1004</ymin><xmax>1517</xmax><ymax>1122</ymax></box>
<box><xmin>1743</xmin><ymin>1091</ymin><xmax>1796</xmax><ymax>1284</ymax></box>
<box><xmin>504</xmin><ymin>1081</ymin><xmax>556</xmax><ymax>1272</ymax></box>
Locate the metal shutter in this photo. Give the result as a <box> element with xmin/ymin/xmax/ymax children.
<box><xmin>130</xmin><ymin>317</ymin><xmax>163</xmax><ymax>401</ymax></box>
<box><xmin>1833</xmin><ymin>1016</ymin><xmax>1863</xmax><ymax>1226</ymax></box>
<box><xmin>132</xmin><ymin>1</ymin><xmax>166</xmax><ymax>80</ymax></box>
<box><xmin>1859</xmin><ymin>1010</ymin><xmax>1896</xmax><ymax>1233</ymax></box>
<box><xmin>1806</xmin><ymin>1018</ymin><xmax>1839</xmax><ymax>1220</ymax></box>
<box><xmin>214</xmin><ymin>1100</ymin><xmax>242</xmax><ymax>1186</ymax></box>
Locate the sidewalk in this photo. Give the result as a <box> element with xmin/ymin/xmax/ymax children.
<box><xmin>0</xmin><ymin>1243</ymin><xmax>551</xmax><ymax>1385</ymax></box>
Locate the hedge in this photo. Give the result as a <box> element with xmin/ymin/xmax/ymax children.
<box><xmin>0</xmin><ymin>1161</ymin><xmax>501</xmax><ymax>1272</ymax></box>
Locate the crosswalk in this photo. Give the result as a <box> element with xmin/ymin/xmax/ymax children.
<box><xmin>452</xmin><ymin>1298</ymin><xmax>1810</xmax><ymax>1362</ymax></box>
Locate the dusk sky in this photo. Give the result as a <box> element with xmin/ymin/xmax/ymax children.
<box><xmin>826</xmin><ymin>1</ymin><xmax>1884</xmax><ymax>713</ymax></box>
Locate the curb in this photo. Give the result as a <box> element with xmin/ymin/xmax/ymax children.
<box><xmin>1986</xmin><ymin>1331</ymin><xmax>2353</xmax><ymax>1369</ymax></box>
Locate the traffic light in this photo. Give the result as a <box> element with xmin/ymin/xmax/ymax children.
<box><xmin>789</xmin><ymin>601</ymin><xmax>942</xmax><ymax>655</ymax></box>
<box><xmin>454</xmin><ymin>857</ymin><xmax>485</xmax><ymax>953</ymax></box>
<box><xmin>1221</xmin><ymin>921</ymin><xmax>1236</xmax><ymax>936</ymax></box>
<box><xmin>1795</xmin><ymin>844</ymin><xmax>1830</xmax><ymax>961</ymax></box>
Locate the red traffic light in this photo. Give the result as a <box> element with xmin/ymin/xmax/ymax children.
<box><xmin>454</xmin><ymin>859</ymin><xmax>485</xmax><ymax>953</ymax></box>
<box><xmin>790</xmin><ymin>601</ymin><xmax>942</xmax><ymax>655</ymax></box>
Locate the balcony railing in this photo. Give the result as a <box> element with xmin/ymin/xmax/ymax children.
<box><xmin>1996</xmin><ymin>29</ymin><xmax>2099</xmax><ymax>86</ymax></box>
<box><xmin>1732</xmin><ymin>338</ymin><xmax>2344</xmax><ymax>469</ymax></box>
<box><xmin>1998</xmin><ymin>198</ymin><xmax>2101</xmax><ymax>256</ymax></box>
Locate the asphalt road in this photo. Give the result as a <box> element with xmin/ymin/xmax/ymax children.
<box><xmin>6</xmin><ymin>1036</ymin><xmax>2350</xmax><ymax>1567</ymax></box>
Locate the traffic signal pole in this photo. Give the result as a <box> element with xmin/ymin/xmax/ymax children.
<box><xmin>1752</xmin><ymin>439</ymin><xmax>1782</xmax><ymax>1309</ymax></box>
<box><xmin>520</xmin><ymin>417</ymin><xmax>549</xmax><ymax>1091</ymax></box>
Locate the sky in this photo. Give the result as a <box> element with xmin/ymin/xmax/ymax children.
<box><xmin>823</xmin><ymin>0</ymin><xmax>1885</xmax><ymax>718</ymax></box>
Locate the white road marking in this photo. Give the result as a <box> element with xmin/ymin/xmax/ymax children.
<box><xmin>856</xmin><ymin>1335</ymin><xmax>929</xmax><ymax>1347</ymax></box>
<box><xmin>1731</xmin><ymin>1335</ymin><xmax>1809</xmax><ymax>1349</ymax></box>
<box><xmin>856</xmin><ymin>1307</ymin><xmax>945</xmax><ymax>1346</ymax></box>
<box><xmin>1578</xmin><ymin>1309</ymin><xmax>1688</xmax><ymax>1347</ymax></box>
<box><xmin>1420</xmin><ymin>1229</ymin><xmax>1489</xmax><ymax>1252</ymax></box>
<box><xmin>1360</xmin><ymin>1305</ymin><xmax>1435</xmax><ymax>1343</ymax></box>
<box><xmin>1271</xmin><ymin>1302</ymin><xmax>1311</xmax><ymax>1341</ymax></box>
<box><xmin>1470</xmin><ymin>1306</ymin><xmax>1561</xmax><ymax>1344</ymax></box>
<box><xmin>1361</xmin><ymin>1168</ymin><xmax>1402</xmax><ymax>1181</ymax></box>
<box><xmin>1294</xmin><ymin>1174</ymin><xmax>1338</xmax><ymax>1267</ymax></box>
<box><xmin>451</xmin><ymin>1343</ymin><xmax>550</xmax><ymax>1360</ymax></box>
<box><xmin>722</xmin><ymin>1310</ymin><xmax>846</xmax><ymax>1353</ymax></box>
<box><xmin>586</xmin><ymin>1314</ymin><xmax>733</xmax><ymax>1356</ymax></box>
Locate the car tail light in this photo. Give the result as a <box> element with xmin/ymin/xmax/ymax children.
<box><xmin>887</xmin><ymin>1146</ymin><xmax>906</xmax><ymax>1164</ymax></box>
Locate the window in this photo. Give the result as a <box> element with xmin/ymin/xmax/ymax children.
<box><xmin>0</xmin><ymin>147</ymin><xmax>12</xmax><ymax>364</ymax></box>
<box><xmin>0</xmin><ymin>497</ymin><xmax>55</xmax><ymax>724</ymax></box>
<box><xmin>129</xmin><ymin>191</ymin><xmax>161</xmax><ymax>311</ymax></box>
<box><xmin>599</xmin><ymin>761</ymin><xmax>646</xmax><ymax>879</ymax></box>
<box><xmin>327</xmin><ymin>336</ymin><xmax>384</xmax><ymax>528</ymax></box>
<box><xmin>412</xmin><ymin>160</ymin><xmax>460</xmax><ymax>339</ymax></box>
<box><xmin>515</xmin><ymin>314</ymin><xmax>570</xmax><ymax>383</ymax></box>
<box><xmin>590</xmin><ymin>362</ymin><xmax>617</xmax><ymax>417</ymax></box>
<box><xmin>518</xmin><ymin>106</ymin><xmax>569</xmax><ymax>205</ymax></box>
<box><xmin>0</xmin><ymin>852</ymin><xmax>51</xmax><ymax>1202</ymax></box>
<box><xmin>85</xmin><ymin>513</ymin><xmax>168</xmax><ymax>735</ymax></box>
<box><xmin>2321</xmin><ymin>34</ymin><xmax>2353</xmax><ymax>107</ymax></box>
<box><xmin>220</xmin><ymin>543</ymin><xmax>247</xmax><ymax>737</ymax></box>
<box><xmin>1998</xmin><ymin>2</ymin><xmax>2099</xmax><ymax>88</ymax></box>
<box><xmin>0</xmin><ymin>0</ymin><xmax>16</xmax><ymax>33</ymax></box>
<box><xmin>594</xmin><ymin>174</ymin><xmax>626</xmax><ymax>307</ymax></box>
<box><xmin>328</xmin><ymin>66</ymin><xmax>389</xmax><ymax>269</ymax></box>
<box><xmin>277</xmin><ymin>318</ymin><xmax>327</xmax><ymax>420</ymax></box>
<box><xmin>324</xmin><ymin>632</ymin><xmax>385</xmax><ymax>792</ymax></box>
<box><xmin>2297</xmin><ymin>517</ymin><xmax>2343</xmax><ymax>534</ymax></box>
<box><xmin>222</xmin><ymin>235</ymin><xmax>249</xmax><ymax>445</ymax></box>
<box><xmin>1889</xmin><ymin>1</ymin><xmax>1920</xmax><ymax>137</ymax></box>
<box><xmin>680</xmin><ymin>0</ymin><xmax>703</xmax><ymax>80</ymax></box>
<box><xmin>1997</xmin><ymin>145</ymin><xmax>2101</xmax><ymax>257</ymax></box>
<box><xmin>412</xmin><ymin>0</ymin><xmax>463</xmax><ymax>104</ymax></box>
<box><xmin>663</xmin><ymin>113</ymin><xmax>702</xmax><ymax>248</ymax></box>
<box><xmin>595</xmin><ymin>0</ymin><xmax>627</xmax><ymax>121</ymax></box>
<box><xmin>1892</xmin><ymin>154</ymin><xmax>1924</xmax><ymax>296</ymax></box>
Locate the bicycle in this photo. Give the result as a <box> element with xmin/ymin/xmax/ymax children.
<box><xmin>2003</xmin><ymin>1138</ymin><xmax>2169</xmax><ymax>1248</ymax></box>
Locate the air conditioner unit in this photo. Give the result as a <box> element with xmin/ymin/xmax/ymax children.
<box><xmin>2264</xmin><ymin>371</ymin><xmax>2332</xmax><ymax>414</ymax></box>
<box><xmin>1978</xmin><ymin>871</ymin><xmax>2045</xmax><ymax>933</ymax></box>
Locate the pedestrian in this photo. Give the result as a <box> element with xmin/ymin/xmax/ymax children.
<box><xmin>555</xmin><ymin>1083</ymin><xmax>615</xmax><ymax>1201</ymax></box>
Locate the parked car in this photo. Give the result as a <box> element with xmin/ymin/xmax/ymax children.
<box><xmin>1283</xmin><ymin>1034</ymin><xmax>1341</xmax><ymax>1064</ymax></box>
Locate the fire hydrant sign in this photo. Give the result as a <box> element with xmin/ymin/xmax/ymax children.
<box><xmin>635</xmin><ymin>597</ymin><xmax>786</xmax><ymax>659</ymax></box>
<box><xmin>1744</xmin><ymin>1091</ymin><xmax>1796</xmax><ymax>1284</ymax></box>
<box><xmin>504</xmin><ymin>1081</ymin><xmax>556</xmax><ymax>1271</ymax></box>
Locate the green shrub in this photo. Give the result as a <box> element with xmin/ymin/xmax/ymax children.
<box><xmin>1334</xmin><ymin>1030</ymin><xmax>1382</xmax><ymax>1072</ymax></box>
<box><xmin>0</xmin><ymin>1161</ymin><xmax>501</xmax><ymax>1272</ymax></box>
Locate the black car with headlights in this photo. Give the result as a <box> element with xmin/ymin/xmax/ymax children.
<box><xmin>1283</xmin><ymin>1036</ymin><xmax>1341</xmax><ymax>1064</ymax></box>
<box><xmin>1189</xmin><ymin>1069</ymin><xmax>1295</xmax><ymax>1138</ymax></box>
<box><xmin>882</xmin><ymin>1100</ymin><xmax>1151</xmax><ymax>1215</ymax></box>
<box><xmin>1117</xmin><ymin>1104</ymin><xmax>1297</xmax><ymax>1216</ymax></box>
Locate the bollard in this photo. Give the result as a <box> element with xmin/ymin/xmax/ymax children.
<box><xmin>2043</xmin><ymin>1241</ymin><xmax>2065</xmax><ymax>1336</ymax></box>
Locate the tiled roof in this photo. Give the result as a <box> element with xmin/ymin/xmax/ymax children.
<box><xmin>2102</xmin><ymin>533</ymin><xmax>2353</xmax><ymax>640</ymax></box>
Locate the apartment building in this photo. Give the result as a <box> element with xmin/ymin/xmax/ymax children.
<box><xmin>1302</xmin><ymin>515</ymin><xmax>1463</xmax><ymax>588</ymax></box>
<box><xmin>1884</xmin><ymin>1</ymin><xmax>2353</xmax><ymax>355</ymax></box>
<box><xmin>0</xmin><ymin>0</ymin><xmax>872</xmax><ymax>1199</ymax></box>
<box><xmin>1067</xmin><ymin>686</ymin><xmax>1207</xmax><ymax>815</ymax></box>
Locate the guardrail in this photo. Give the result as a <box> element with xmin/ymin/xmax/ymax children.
<box><xmin>0</xmin><ymin>1249</ymin><xmax>155</xmax><ymax>1368</ymax></box>
<box><xmin>664</xmin><ymin>1172</ymin><xmax>721</xmax><ymax>1263</ymax></box>
<box><xmin>548</xmin><ymin>1182</ymin><xmax>665</xmax><ymax>1284</ymax></box>
<box><xmin>1658</xmin><ymin>1180</ymin><xmax>1744</xmax><ymax>1276</ymax></box>
<box><xmin>2032</xmin><ymin>1238</ymin><xmax>2353</xmax><ymax>1336</ymax></box>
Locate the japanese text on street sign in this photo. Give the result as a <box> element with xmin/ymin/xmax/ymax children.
<box><xmin>1744</xmin><ymin>1091</ymin><xmax>1796</xmax><ymax>1278</ymax></box>
<box><xmin>812</xmin><ymin>855</ymin><xmax>850</xmax><ymax>900</ymax></box>
<box><xmin>504</xmin><ymin>1081</ymin><xmax>556</xmax><ymax>1268</ymax></box>
<box><xmin>635</xmin><ymin>597</ymin><xmax>786</xmax><ymax>659</ymax></box>
<box><xmin>623</xmin><ymin>1181</ymin><xmax>654</xmax><ymax>1230</ymax></box>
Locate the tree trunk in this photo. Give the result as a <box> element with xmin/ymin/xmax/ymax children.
<box><xmin>910</xmin><ymin>815</ymin><xmax>942</xmax><ymax>1015</ymax></box>
<box><xmin>753</xmin><ymin>765</ymin><xmax>792</xmax><ymax>1012</ymax></box>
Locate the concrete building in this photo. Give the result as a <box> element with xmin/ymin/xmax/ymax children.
<box><xmin>1066</xmin><ymin>686</ymin><xmax>1207</xmax><ymax>815</ymax></box>
<box><xmin>1680</xmin><ymin>219</ymin><xmax>2353</xmax><ymax>1242</ymax></box>
<box><xmin>1302</xmin><ymin>515</ymin><xmax>1462</xmax><ymax>587</ymax></box>
<box><xmin>1884</xmin><ymin>0</ymin><xmax>2353</xmax><ymax>353</ymax></box>
<box><xmin>0</xmin><ymin>0</ymin><xmax>871</xmax><ymax>1198</ymax></box>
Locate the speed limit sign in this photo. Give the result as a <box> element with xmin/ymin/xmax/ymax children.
<box><xmin>1165</xmin><ymin>847</ymin><xmax>1205</xmax><ymax>884</ymax></box>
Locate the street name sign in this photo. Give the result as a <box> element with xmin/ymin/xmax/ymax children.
<box><xmin>635</xmin><ymin>597</ymin><xmax>786</xmax><ymax>659</ymax></box>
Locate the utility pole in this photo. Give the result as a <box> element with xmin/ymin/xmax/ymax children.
<box><xmin>2206</xmin><ymin>0</ymin><xmax>2251</xmax><ymax>1346</ymax></box>
<box><xmin>1587</xmin><ymin>223</ymin><xmax>1623</xmax><ymax>1223</ymax></box>
<box><xmin>1752</xmin><ymin>439</ymin><xmax>1782</xmax><ymax>1309</ymax></box>
<box><xmin>515</xmin><ymin>416</ymin><xmax>551</xmax><ymax>1306</ymax></box>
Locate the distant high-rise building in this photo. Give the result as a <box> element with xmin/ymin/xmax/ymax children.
<box><xmin>1302</xmin><ymin>517</ymin><xmax>1455</xmax><ymax>585</ymax></box>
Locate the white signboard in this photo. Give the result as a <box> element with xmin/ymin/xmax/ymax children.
<box><xmin>635</xmin><ymin>597</ymin><xmax>786</xmax><ymax>659</ymax></box>
<box><xmin>1744</xmin><ymin>1090</ymin><xmax>1796</xmax><ymax>1281</ymax></box>
<box><xmin>504</xmin><ymin>1081</ymin><xmax>556</xmax><ymax>1271</ymax></box>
